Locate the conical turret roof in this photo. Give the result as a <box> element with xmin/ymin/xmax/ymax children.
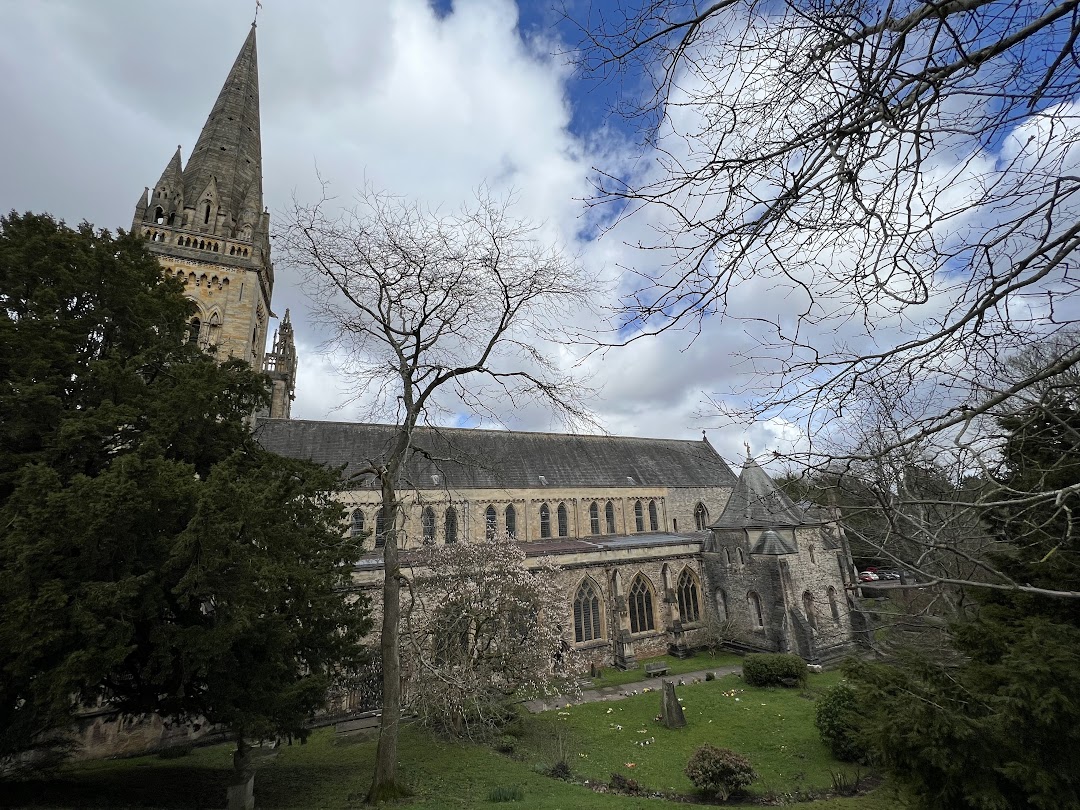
<box><xmin>711</xmin><ymin>456</ymin><xmax>811</xmax><ymax>529</ymax></box>
<box><xmin>182</xmin><ymin>24</ymin><xmax>262</xmax><ymax>224</ymax></box>
<box><xmin>155</xmin><ymin>146</ymin><xmax>184</xmax><ymax>191</ymax></box>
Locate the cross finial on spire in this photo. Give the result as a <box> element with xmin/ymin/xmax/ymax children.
<box><xmin>253</xmin><ymin>0</ymin><xmax>262</xmax><ymax>25</ymax></box>
<box><xmin>744</xmin><ymin>441</ymin><xmax>752</xmax><ymax>459</ymax></box>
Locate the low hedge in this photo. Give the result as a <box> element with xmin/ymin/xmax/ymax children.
<box><xmin>742</xmin><ymin>653</ymin><xmax>808</xmax><ymax>687</ymax></box>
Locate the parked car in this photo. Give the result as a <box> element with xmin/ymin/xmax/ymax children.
<box><xmin>879</xmin><ymin>570</ymin><xmax>902</xmax><ymax>580</ymax></box>
<box><xmin>857</xmin><ymin>571</ymin><xmax>879</xmax><ymax>582</ymax></box>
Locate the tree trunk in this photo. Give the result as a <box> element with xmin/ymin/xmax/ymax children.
<box><xmin>366</xmin><ymin>483</ymin><xmax>409</xmax><ymax>803</ymax></box>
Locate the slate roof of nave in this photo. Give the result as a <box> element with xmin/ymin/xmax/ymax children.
<box><xmin>254</xmin><ymin>419</ymin><xmax>738</xmax><ymax>490</ymax></box>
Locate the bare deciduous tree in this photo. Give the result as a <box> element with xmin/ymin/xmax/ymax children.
<box><xmin>279</xmin><ymin>187</ymin><xmax>595</xmax><ymax>802</ymax></box>
<box><xmin>569</xmin><ymin>1</ymin><xmax>1080</xmax><ymax>597</ymax></box>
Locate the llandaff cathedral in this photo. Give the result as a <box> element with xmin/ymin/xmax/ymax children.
<box><xmin>133</xmin><ymin>25</ymin><xmax>856</xmax><ymax>674</ymax></box>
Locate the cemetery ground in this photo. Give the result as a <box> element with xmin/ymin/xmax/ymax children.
<box><xmin>4</xmin><ymin>670</ymin><xmax>905</xmax><ymax>808</ymax></box>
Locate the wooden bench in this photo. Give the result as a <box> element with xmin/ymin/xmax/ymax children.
<box><xmin>644</xmin><ymin>662</ymin><xmax>669</xmax><ymax>678</ymax></box>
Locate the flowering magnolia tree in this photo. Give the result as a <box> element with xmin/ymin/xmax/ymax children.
<box><xmin>402</xmin><ymin>540</ymin><xmax>574</xmax><ymax>737</ymax></box>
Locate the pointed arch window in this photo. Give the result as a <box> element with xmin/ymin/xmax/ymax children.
<box><xmin>444</xmin><ymin>507</ymin><xmax>458</xmax><ymax>544</ymax></box>
<box><xmin>540</xmin><ymin>503</ymin><xmax>551</xmax><ymax>538</ymax></box>
<box><xmin>747</xmin><ymin>591</ymin><xmax>764</xmax><ymax>628</ymax></box>
<box><xmin>154</xmin><ymin>206</ymin><xmax>165</xmax><ymax>224</ymax></box>
<box><xmin>694</xmin><ymin>502</ymin><xmax>709</xmax><ymax>531</ymax></box>
<box><xmin>374</xmin><ymin>508</ymin><xmax>387</xmax><ymax>548</ymax></box>
<box><xmin>422</xmin><ymin>507</ymin><xmax>436</xmax><ymax>544</ymax></box>
<box><xmin>723</xmin><ymin>547</ymin><xmax>731</xmax><ymax>565</ymax></box>
<box><xmin>628</xmin><ymin>575</ymin><xmax>656</xmax><ymax>634</ymax></box>
<box><xmin>203</xmin><ymin>203</ymin><xmax>211</xmax><ymax>224</ymax></box>
<box><xmin>803</xmin><ymin>591</ymin><xmax>817</xmax><ymax>630</ymax></box>
<box><xmin>715</xmin><ymin>589</ymin><xmax>728</xmax><ymax>621</ymax></box>
<box><xmin>648</xmin><ymin>500</ymin><xmax>659</xmax><ymax>531</ymax></box>
<box><xmin>505</xmin><ymin>504</ymin><xmax>517</xmax><ymax>539</ymax></box>
<box><xmin>573</xmin><ymin>579</ymin><xmax>603</xmax><ymax>643</ymax></box>
<box><xmin>350</xmin><ymin>509</ymin><xmax>365</xmax><ymax>538</ymax></box>
<box><xmin>605</xmin><ymin>501</ymin><xmax>616</xmax><ymax>534</ymax></box>
<box><xmin>589</xmin><ymin>502</ymin><xmax>600</xmax><ymax>535</ymax></box>
<box><xmin>557</xmin><ymin>502</ymin><xmax>569</xmax><ymax>537</ymax></box>
<box><xmin>634</xmin><ymin>500</ymin><xmax>644</xmax><ymax>532</ymax></box>
<box><xmin>485</xmin><ymin>505</ymin><xmax>497</xmax><ymax>539</ymax></box>
<box><xmin>677</xmin><ymin>569</ymin><xmax>701</xmax><ymax>623</ymax></box>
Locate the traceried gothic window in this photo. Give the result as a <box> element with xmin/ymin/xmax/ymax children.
<box><xmin>747</xmin><ymin>591</ymin><xmax>764</xmax><ymax>628</ymax></box>
<box><xmin>573</xmin><ymin>579</ymin><xmax>603</xmax><ymax>643</ymax></box>
<box><xmin>445</xmin><ymin>507</ymin><xmax>458</xmax><ymax>544</ymax></box>
<box><xmin>485</xmin><ymin>505</ymin><xmax>497</xmax><ymax>540</ymax></box>
<box><xmin>422</xmin><ymin>507</ymin><xmax>436</xmax><ymax>544</ymax></box>
<box><xmin>557</xmin><ymin>502</ymin><xmax>569</xmax><ymax>537</ymax></box>
<box><xmin>634</xmin><ymin>500</ymin><xmax>644</xmax><ymax>532</ymax></box>
<box><xmin>589</xmin><ymin>502</ymin><xmax>600</xmax><ymax>535</ymax></box>
<box><xmin>677</xmin><ymin>569</ymin><xmax>701</xmax><ymax>623</ymax></box>
<box><xmin>540</xmin><ymin>503</ymin><xmax>551</xmax><ymax>538</ymax></box>
<box><xmin>605</xmin><ymin>501</ymin><xmax>616</xmax><ymax>534</ymax></box>
<box><xmin>350</xmin><ymin>509</ymin><xmax>365</xmax><ymax>538</ymax></box>
<box><xmin>649</xmin><ymin>500</ymin><xmax>659</xmax><ymax>531</ymax></box>
<box><xmin>628</xmin><ymin>575</ymin><xmax>656</xmax><ymax>634</ymax></box>
<box><xmin>505</xmin><ymin>504</ymin><xmax>517</xmax><ymax>539</ymax></box>
<box><xmin>694</xmin><ymin>502</ymin><xmax>709</xmax><ymax>531</ymax></box>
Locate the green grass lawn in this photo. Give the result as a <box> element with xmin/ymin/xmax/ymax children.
<box><xmin>4</xmin><ymin>671</ymin><xmax>907</xmax><ymax>809</ymax></box>
<box><xmin>515</xmin><ymin>670</ymin><xmax>891</xmax><ymax>805</ymax></box>
<box><xmin>586</xmin><ymin>651</ymin><xmax>743</xmax><ymax>689</ymax></box>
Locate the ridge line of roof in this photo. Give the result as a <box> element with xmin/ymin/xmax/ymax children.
<box><xmin>256</xmin><ymin>418</ymin><xmax>716</xmax><ymax>447</ymax></box>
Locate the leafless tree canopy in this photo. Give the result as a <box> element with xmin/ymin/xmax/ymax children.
<box><xmin>278</xmin><ymin>188</ymin><xmax>595</xmax><ymax>801</ymax></box>
<box><xmin>570</xmin><ymin>1</ymin><xmax>1080</xmax><ymax>598</ymax></box>
<box><xmin>280</xmin><ymin>188</ymin><xmax>595</xmax><ymax>427</ymax></box>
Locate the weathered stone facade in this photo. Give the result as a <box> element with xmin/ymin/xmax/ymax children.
<box><xmin>257</xmin><ymin>421</ymin><xmax>859</xmax><ymax>669</ymax></box>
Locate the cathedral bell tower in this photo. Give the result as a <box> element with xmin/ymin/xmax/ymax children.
<box><xmin>132</xmin><ymin>23</ymin><xmax>278</xmax><ymax>381</ymax></box>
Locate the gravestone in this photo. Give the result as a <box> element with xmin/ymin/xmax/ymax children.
<box><xmin>660</xmin><ymin>680</ymin><xmax>687</xmax><ymax>729</ymax></box>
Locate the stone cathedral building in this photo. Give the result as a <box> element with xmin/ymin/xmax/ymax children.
<box><xmin>130</xmin><ymin>24</ymin><xmax>857</xmax><ymax>686</ymax></box>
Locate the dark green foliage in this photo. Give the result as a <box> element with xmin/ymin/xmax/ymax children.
<box><xmin>742</xmin><ymin>654</ymin><xmax>807</xmax><ymax>688</ymax></box>
<box><xmin>547</xmin><ymin>760</ymin><xmax>571</xmax><ymax>780</ymax></box>
<box><xmin>608</xmin><ymin>771</ymin><xmax>645</xmax><ymax>795</ymax></box>
<box><xmin>0</xmin><ymin>213</ymin><xmax>370</xmax><ymax>760</ymax></box>
<box><xmin>487</xmin><ymin>784</ymin><xmax>524</xmax><ymax>802</ymax></box>
<box><xmin>847</xmin><ymin>387</ymin><xmax>1080</xmax><ymax>810</ymax></box>
<box><xmin>684</xmin><ymin>743</ymin><xmax>755</xmax><ymax>801</ymax></box>
<box><xmin>814</xmin><ymin>681</ymin><xmax>863</xmax><ymax>762</ymax></box>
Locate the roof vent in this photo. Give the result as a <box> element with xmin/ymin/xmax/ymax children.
<box><xmin>431</xmin><ymin>474</ymin><xmax>441</xmax><ymax>486</ymax></box>
<box><xmin>538</xmin><ymin>474</ymin><xmax>548</xmax><ymax>486</ymax></box>
<box><xmin>626</xmin><ymin>476</ymin><xmax>636</xmax><ymax>485</ymax></box>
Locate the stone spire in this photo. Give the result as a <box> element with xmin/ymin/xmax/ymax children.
<box><xmin>182</xmin><ymin>24</ymin><xmax>263</xmax><ymax>234</ymax></box>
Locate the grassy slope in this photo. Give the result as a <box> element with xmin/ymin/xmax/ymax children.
<box><xmin>5</xmin><ymin>673</ymin><xmax>905</xmax><ymax>809</ymax></box>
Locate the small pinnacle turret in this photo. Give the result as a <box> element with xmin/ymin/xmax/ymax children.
<box><xmin>263</xmin><ymin>309</ymin><xmax>298</xmax><ymax>419</ymax></box>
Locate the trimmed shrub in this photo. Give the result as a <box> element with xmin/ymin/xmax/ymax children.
<box><xmin>685</xmin><ymin>744</ymin><xmax>756</xmax><ymax>800</ymax></box>
<box><xmin>742</xmin><ymin>653</ymin><xmax>808</xmax><ymax>688</ymax></box>
<box><xmin>815</xmin><ymin>681</ymin><xmax>864</xmax><ymax>762</ymax></box>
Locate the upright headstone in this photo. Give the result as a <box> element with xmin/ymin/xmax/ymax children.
<box><xmin>660</xmin><ymin>680</ymin><xmax>687</xmax><ymax>729</ymax></box>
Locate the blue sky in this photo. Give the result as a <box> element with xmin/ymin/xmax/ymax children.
<box><xmin>1</xmin><ymin>0</ymin><xmax>1073</xmax><ymax>466</ymax></box>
